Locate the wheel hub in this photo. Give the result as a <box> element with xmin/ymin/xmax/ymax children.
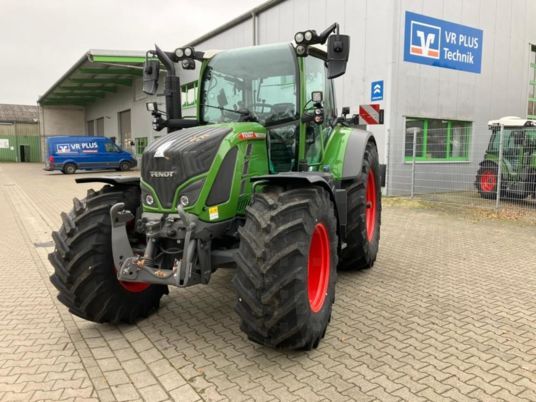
<box><xmin>307</xmin><ymin>223</ymin><xmax>330</xmax><ymax>313</ymax></box>
<box><xmin>365</xmin><ymin>169</ymin><xmax>377</xmax><ymax>241</ymax></box>
<box><xmin>480</xmin><ymin>170</ymin><xmax>496</xmax><ymax>192</ymax></box>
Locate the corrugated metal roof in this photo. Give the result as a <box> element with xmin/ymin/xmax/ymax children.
<box><xmin>38</xmin><ymin>50</ymin><xmax>146</xmax><ymax>106</ymax></box>
<box><xmin>0</xmin><ymin>104</ymin><xmax>39</xmax><ymax>123</ymax></box>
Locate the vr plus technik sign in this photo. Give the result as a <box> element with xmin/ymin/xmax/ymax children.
<box><xmin>404</xmin><ymin>11</ymin><xmax>483</xmax><ymax>74</ymax></box>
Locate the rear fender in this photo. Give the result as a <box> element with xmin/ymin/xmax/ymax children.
<box><xmin>251</xmin><ymin>173</ymin><xmax>348</xmax><ymax>242</ymax></box>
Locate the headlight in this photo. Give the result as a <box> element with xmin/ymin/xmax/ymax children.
<box><xmin>296</xmin><ymin>45</ymin><xmax>307</xmax><ymax>56</ymax></box>
<box><xmin>175</xmin><ymin>48</ymin><xmax>184</xmax><ymax>58</ymax></box>
<box><xmin>184</xmin><ymin>47</ymin><xmax>193</xmax><ymax>57</ymax></box>
<box><xmin>304</xmin><ymin>30</ymin><xmax>313</xmax><ymax>42</ymax></box>
<box><xmin>294</xmin><ymin>32</ymin><xmax>304</xmax><ymax>44</ymax></box>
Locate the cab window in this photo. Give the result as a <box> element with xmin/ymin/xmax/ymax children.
<box><xmin>105</xmin><ymin>143</ymin><xmax>120</xmax><ymax>152</ymax></box>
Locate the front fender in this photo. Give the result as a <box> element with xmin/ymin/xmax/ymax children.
<box><xmin>251</xmin><ymin>173</ymin><xmax>348</xmax><ymax>241</ymax></box>
<box><xmin>75</xmin><ymin>176</ymin><xmax>140</xmax><ymax>186</ymax></box>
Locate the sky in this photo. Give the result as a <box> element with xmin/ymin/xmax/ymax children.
<box><xmin>0</xmin><ymin>0</ymin><xmax>265</xmax><ymax>105</ymax></box>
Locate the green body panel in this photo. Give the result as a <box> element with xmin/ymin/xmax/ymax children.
<box><xmin>319</xmin><ymin>126</ymin><xmax>352</xmax><ymax>180</ymax></box>
<box><xmin>142</xmin><ymin>122</ymin><xmax>269</xmax><ymax>222</ymax></box>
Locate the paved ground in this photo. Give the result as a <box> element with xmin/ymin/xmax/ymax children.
<box><xmin>0</xmin><ymin>162</ymin><xmax>535</xmax><ymax>402</ymax></box>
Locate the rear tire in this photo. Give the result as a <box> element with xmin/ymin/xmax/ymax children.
<box><xmin>48</xmin><ymin>185</ymin><xmax>167</xmax><ymax>324</ymax></box>
<box><xmin>233</xmin><ymin>186</ymin><xmax>338</xmax><ymax>350</ymax></box>
<box><xmin>63</xmin><ymin>163</ymin><xmax>77</xmax><ymax>174</ymax></box>
<box><xmin>340</xmin><ymin>141</ymin><xmax>381</xmax><ymax>270</ymax></box>
<box><xmin>476</xmin><ymin>165</ymin><xmax>498</xmax><ymax>199</ymax></box>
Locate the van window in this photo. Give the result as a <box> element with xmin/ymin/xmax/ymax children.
<box><xmin>105</xmin><ymin>143</ymin><xmax>120</xmax><ymax>152</ymax></box>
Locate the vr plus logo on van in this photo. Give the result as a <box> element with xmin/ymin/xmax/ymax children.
<box><xmin>56</xmin><ymin>144</ymin><xmax>73</xmax><ymax>154</ymax></box>
<box><xmin>410</xmin><ymin>21</ymin><xmax>440</xmax><ymax>59</ymax></box>
<box><xmin>55</xmin><ymin>142</ymin><xmax>98</xmax><ymax>154</ymax></box>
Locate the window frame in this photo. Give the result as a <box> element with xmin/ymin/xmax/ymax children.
<box><xmin>404</xmin><ymin>117</ymin><xmax>472</xmax><ymax>163</ymax></box>
<box><xmin>181</xmin><ymin>81</ymin><xmax>198</xmax><ymax>109</ymax></box>
<box><xmin>527</xmin><ymin>44</ymin><xmax>536</xmax><ymax>119</ymax></box>
<box><xmin>135</xmin><ymin>137</ymin><xmax>148</xmax><ymax>155</ymax></box>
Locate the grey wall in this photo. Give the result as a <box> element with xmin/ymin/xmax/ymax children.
<box><xmin>85</xmin><ymin>77</ymin><xmax>164</xmax><ymax>161</ymax></box>
<box><xmin>39</xmin><ymin>105</ymin><xmax>86</xmax><ymax>161</ymax></box>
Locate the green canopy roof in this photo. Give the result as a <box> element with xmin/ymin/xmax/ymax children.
<box><xmin>38</xmin><ymin>50</ymin><xmax>147</xmax><ymax>106</ymax></box>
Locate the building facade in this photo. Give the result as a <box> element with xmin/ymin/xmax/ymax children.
<box><xmin>0</xmin><ymin>104</ymin><xmax>41</xmax><ymax>162</ymax></box>
<box><xmin>38</xmin><ymin>0</ymin><xmax>536</xmax><ymax>194</ymax></box>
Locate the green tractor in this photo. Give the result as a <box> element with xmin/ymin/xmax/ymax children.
<box><xmin>49</xmin><ymin>24</ymin><xmax>382</xmax><ymax>350</ymax></box>
<box><xmin>476</xmin><ymin>116</ymin><xmax>536</xmax><ymax>200</ymax></box>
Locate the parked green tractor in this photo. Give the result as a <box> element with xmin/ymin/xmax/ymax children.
<box><xmin>49</xmin><ymin>24</ymin><xmax>382</xmax><ymax>350</ymax></box>
<box><xmin>476</xmin><ymin>117</ymin><xmax>536</xmax><ymax>200</ymax></box>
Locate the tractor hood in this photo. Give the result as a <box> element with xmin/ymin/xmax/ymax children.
<box><xmin>141</xmin><ymin>126</ymin><xmax>232</xmax><ymax>208</ymax></box>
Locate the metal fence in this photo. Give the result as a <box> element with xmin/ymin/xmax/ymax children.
<box><xmin>387</xmin><ymin>124</ymin><xmax>536</xmax><ymax>211</ymax></box>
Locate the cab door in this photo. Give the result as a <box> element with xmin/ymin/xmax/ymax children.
<box><xmin>302</xmin><ymin>55</ymin><xmax>336</xmax><ymax>167</ymax></box>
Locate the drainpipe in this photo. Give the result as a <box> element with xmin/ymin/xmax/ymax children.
<box><xmin>251</xmin><ymin>11</ymin><xmax>257</xmax><ymax>46</ymax></box>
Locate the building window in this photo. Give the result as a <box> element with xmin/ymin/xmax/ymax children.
<box><xmin>404</xmin><ymin>117</ymin><xmax>471</xmax><ymax>161</ymax></box>
<box><xmin>528</xmin><ymin>45</ymin><xmax>536</xmax><ymax>118</ymax></box>
<box><xmin>87</xmin><ymin>120</ymin><xmax>94</xmax><ymax>136</ymax></box>
<box><xmin>135</xmin><ymin>137</ymin><xmax>148</xmax><ymax>155</ymax></box>
<box><xmin>181</xmin><ymin>81</ymin><xmax>198</xmax><ymax>108</ymax></box>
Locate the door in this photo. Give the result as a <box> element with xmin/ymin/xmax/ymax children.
<box><xmin>19</xmin><ymin>145</ymin><xmax>30</xmax><ymax>162</ymax></box>
<box><xmin>119</xmin><ymin>110</ymin><xmax>132</xmax><ymax>150</ymax></box>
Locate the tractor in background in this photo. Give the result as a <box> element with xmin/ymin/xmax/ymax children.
<box><xmin>477</xmin><ymin>117</ymin><xmax>536</xmax><ymax>200</ymax></box>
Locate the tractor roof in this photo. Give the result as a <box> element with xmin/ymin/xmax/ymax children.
<box><xmin>488</xmin><ymin>116</ymin><xmax>536</xmax><ymax>128</ymax></box>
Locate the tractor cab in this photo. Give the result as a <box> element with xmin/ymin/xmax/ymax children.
<box><xmin>476</xmin><ymin>116</ymin><xmax>536</xmax><ymax>199</ymax></box>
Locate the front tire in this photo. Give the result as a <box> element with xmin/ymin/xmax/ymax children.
<box><xmin>48</xmin><ymin>185</ymin><xmax>167</xmax><ymax>324</ymax></box>
<box><xmin>340</xmin><ymin>141</ymin><xmax>381</xmax><ymax>270</ymax></box>
<box><xmin>118</xmin><ymin>161</ymin><xmax>131</xmax><ymax>171</ymax></box>
<box><xmin>233</xmin><ymin>186</ymin><xmax>338</xmax><ymax>350</ymax></box>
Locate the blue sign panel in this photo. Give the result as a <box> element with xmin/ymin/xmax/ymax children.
<box><xmin>371</xmin><ymin>80</ymin><xmax>383</xmax><ymax>101</ymax></box>
<box><xmin>404</xmin><ymin>11</ymin><xmax>483</xmax><ymax>74</ymax></box>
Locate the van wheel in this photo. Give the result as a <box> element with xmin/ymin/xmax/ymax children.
<box><xmin>118</xmin><ymin>161</ymin><xmax>131</xmax><ymax>172</ymax></box>
<box><xmin>63</xmin><ymin>163</ymin><xmax>77</xmax><ymax>174</ymax></box>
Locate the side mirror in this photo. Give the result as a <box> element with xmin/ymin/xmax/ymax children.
<box><xmin>327</xmin><ymin>34</ymin><xmax>350</xmax><ymax>79</ymax></box>
<box><xmin>143</xmin><ymin>59</ymin><xmax>160</xmax><ymax>95</ymax></box>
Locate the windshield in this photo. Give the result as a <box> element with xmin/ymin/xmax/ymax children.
<box><xmin>200</xmin><ymin>43</ymin><xmax>298</xmax><ymax>126</ymax></box>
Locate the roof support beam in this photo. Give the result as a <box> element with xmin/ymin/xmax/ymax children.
<box><xmin>79</xmin><ymin>67</ymin><xmax>142</xmax><ymax>76</ymax></box>
<box><xmin>70</xmin><ymin>78</ymin><xmax>132</xmax><ymax>86</ymax></box>
<box><xmin>59</xmin><ymin>85</ymin><xmax>117</xmax><ymax>93</ymax></box>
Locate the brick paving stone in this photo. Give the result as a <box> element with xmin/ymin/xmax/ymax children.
<box><xmin>1</xmin><ymin>162</ymin><xmax>536</xmax><ymax>401</ymax></box>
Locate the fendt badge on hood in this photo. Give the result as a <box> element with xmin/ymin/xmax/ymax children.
<box><xmin>149</xmin><ymin>171</ymin><xmax>175</xmax><ymax>178</ymax></box>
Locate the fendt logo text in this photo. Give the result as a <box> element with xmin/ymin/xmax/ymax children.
<box><xmin>410</xmin><ymin>21</ymin><xmax>441</xmax><ymax>59</ymax></box>
<box><xmin>149</xmin><ymin>171</ymin><xmax>175</xmax><ymax>178</ymax></box>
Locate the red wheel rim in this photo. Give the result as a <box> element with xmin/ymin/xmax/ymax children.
<box><xmin>308</xmin><ymin>223</ymin><xmax>330</xmax><ymax>313</ymax></box>
<box><xmin>480</xmin><ymin>170</ymin><xmax>496</xmax><ymax>193</ymax></box>
<box><xmin>116</xmin><ymin>221</ymin><xmax>150</xmax><ymax>293</ymax></box>
<box><xmin>366</xmin><ymin>169</ymin><xmax>377</xmax><ymax>241</ymax></box>
<box><xmin>119</xmin><ymin>278</ymin><xmax>150</xmax><ymax>293</ymax></box>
